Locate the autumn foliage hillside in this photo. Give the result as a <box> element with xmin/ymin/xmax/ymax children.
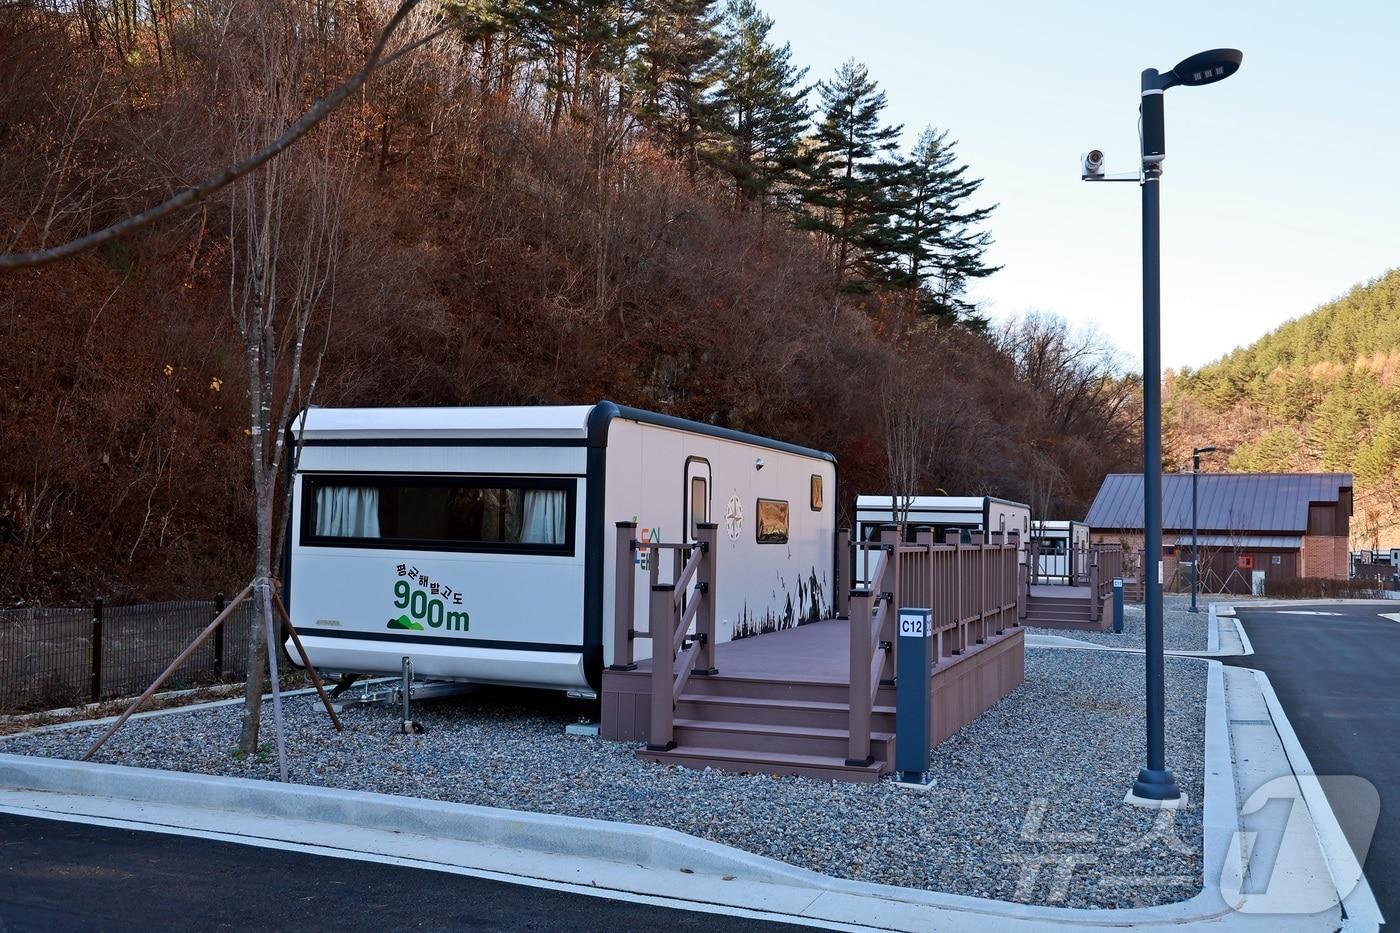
<box><xmin>0</xmin><ymin>0</ymin><xmax>1138</xmax><ymax>602</ymax></box>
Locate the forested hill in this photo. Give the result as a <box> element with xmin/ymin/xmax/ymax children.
<box><xmin>1168</xmin><ymin>269</ymin><xmax>1400</xmax><ymax>548</ymax></box>
<box><xmin>0</xmin><ymin>0</ymin><xmax>1138</xmax><ymax>602</ymax></box>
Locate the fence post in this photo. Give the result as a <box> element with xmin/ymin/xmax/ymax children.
<box><xmin>611</xmin><ymin>522</ymin><xmax>638</xmax><ymax>671</ymax></box>
<box><xmin>836</xmin><ymin>528</ymin><xmax>851</xmax><ymax>618</ymax></box>
<box><xmin>212</xmin><ymin>591</ymin><xmax>226</xmax><ymax>678</ymax></box>
<box><xmin>89</xmin><ymin>597</ymin><xmax>104</xmax><ymax>704</ymax></box>
<box><xmin>695</xmin><ymin>523</ymin><xmax>718</xmax><ymax>675</ymax></box>
<box><xmin>847</xmin><ymin>588</ymin><xmax>873</xmax><ymax>766</ymax></box>
<box><xmin>1089</xmin><ymin>550</ymin><xmax>1102</xmax><ymax>622</ymax></box>
<box><xmin>647</xmin><ymin>582</ymin><xmax>677</xmax><ymax>752</ymax></box>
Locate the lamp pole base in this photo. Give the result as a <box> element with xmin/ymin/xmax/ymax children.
<box><xmin>1129</xmin><ymin>767</ymin><xmax>1184</xmax><ymax>808</ymax></box>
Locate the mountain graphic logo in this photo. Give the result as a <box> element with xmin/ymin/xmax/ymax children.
<box><xmin>386</xmin><ymin>614</ymin><xmax>424</xmax><ymax>631</ymax></box>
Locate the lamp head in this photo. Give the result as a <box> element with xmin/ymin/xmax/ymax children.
<box><xmin>1194</xmin><ymin>445</ymin><xmax>1218</xmax><ymax>455</ymax></box>
<box><xmin>1170</xmin><ymin>49</ymin><xmax>1243</xmax><ymax>87</ymax></box>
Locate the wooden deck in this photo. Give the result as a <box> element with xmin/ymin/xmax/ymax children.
<box><xmin>601</xmin><ymin>618</ymin><xmax>1025</xmax><ymax>782</ymax></box>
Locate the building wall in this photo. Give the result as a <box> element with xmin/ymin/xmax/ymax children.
<box><xmin>1301</xmin><ymin>535</ymin><xmax>1349</xmax><ymax>580</ymax></box>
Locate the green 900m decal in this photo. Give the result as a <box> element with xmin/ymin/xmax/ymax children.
<box><xmin>388</xmin><ymin>577</ymin><xmax>469</xmax><ymax>632</ymax></box>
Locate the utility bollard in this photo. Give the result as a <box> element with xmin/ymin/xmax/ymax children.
<box><xmin>895</xmin><ymin>608</ymin><xmax>934</xmax><ymax>787</ymax></box>
<box><xmin>1113</xmin><ymin>578</ymin><xmax>1125</xmax><ymax>634</ymax></box>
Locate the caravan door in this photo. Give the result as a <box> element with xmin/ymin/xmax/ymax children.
<box><xmin>684</xmin><ymin>457</ymin><xmax>712</xmax><ymax>540</ymax></box>
<box><xmin>683</xmin><ymin>458</ymin><xmax>711</xmax><ymax>607</ymax></box>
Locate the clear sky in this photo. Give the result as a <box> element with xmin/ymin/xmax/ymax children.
<box><xmin>757</xmin><ymin>0</ymin><xmax>1400</xmax><ymax>371</ymax></box>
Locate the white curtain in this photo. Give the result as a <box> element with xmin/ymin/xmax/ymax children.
<box><xmin>315</xmin><ymin>486</ymin><xmax>381</xmax><ymax>538</ymax></box>
<box><xmin>520</xmin><ymin>489</ymin><xmax>566</xmax><ymax>544</ymax></box>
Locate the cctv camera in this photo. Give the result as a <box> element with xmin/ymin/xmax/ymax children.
<box><xmin>1081</xmin><ymin>150</ymin><xmax>1105</xmax><ymax>177</ymax></box>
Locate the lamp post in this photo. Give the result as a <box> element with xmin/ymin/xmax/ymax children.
<box><xmin>1189</xmin><ymin>444</ymin><xmax>1218</xmax><ymax>613</ymax></box>
<box><xmin>1082</xmin><ymin>48</ymin><xmax>1242</xmax><ymax>805</ymax></box>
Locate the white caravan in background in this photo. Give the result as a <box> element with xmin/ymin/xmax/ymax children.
<box><xmin>851</xmin><ymin>495</ymin><xmax>1032</xmax><ymax>587</ymax></box>
<box><xmin>284</xmin><ymin>402</ymin><xmax>837</xmax><ymax>696</ymax></box>
<box><xmin>1030</xmin><ymin>520</ymin><xmax>1091</xmax><ymax>583</ymax></box>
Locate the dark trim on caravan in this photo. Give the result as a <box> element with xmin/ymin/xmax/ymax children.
<box><xmin>293</xmin><ymin>627</ymin><xmax>582</xmax><ymax>653</ymax></box>
<box><xmin>301</xmin><ymin>437</ymin><xmax>588</xmax><ymax>448</ymax></box>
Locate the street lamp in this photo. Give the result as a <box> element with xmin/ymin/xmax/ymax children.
<box><xmin>1082</xmin><ymin>48</ymin><xmax>1242</xmax><ymax>806</ymax></box>
<box><xmin>1189</xmin><ymin>445</ymin><xmax>1218</xmax><ymax>614</ymax></box>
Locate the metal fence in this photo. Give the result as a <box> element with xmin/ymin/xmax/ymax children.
<box><xmin>0</xmin><ymin>596</ymin><xmax>256</xmax><ymax>713</ymax></box>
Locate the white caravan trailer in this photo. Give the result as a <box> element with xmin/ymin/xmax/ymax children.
<box><xmin>1030</xmin><ymin>520</ymin><xmax>1091</xmax><ymax>584</ymax></box>
<box><xmin>851</xmin><ymin>495</ymin><xmax>1031</xmax><ymax>587</ymax></box>
<box><xmin>283</xmin><ymin>403</ymin><xmax>837</xmax><ymax>697</ymax></box>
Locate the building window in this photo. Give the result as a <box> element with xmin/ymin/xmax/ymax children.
<box><xmin>302</xmin><ymin>475</ymin><xmax>575</xmax><ymax>555</ymax></box>
<box><xmin>755</xmin><ymin>498</ymin><xmax>789</xmax><ymax>544</ymax></box>
<box><xmin>810</xmin><ymin>475</ymin><xmax>823</xmax><ymax>511</ymax></box>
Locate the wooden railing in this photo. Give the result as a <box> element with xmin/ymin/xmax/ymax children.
<box><xmin>611</xmin><ymin>521</ymin><xmax>718</xmax><ymax>752</ymax></box>
<box><xmin>1027</xmin><ymin>540</ymin><xmax>1094</xmax><ymax>586</ymax></box>
<box><xmin>1088</xmin><ymin>544</ymin><xmax>1123</xmax><ymax>621</ymax></box>
<box><xmin>845</xmin><ymin>525</ymin><xmax>1023</xmax><ymax>766</ymax></box>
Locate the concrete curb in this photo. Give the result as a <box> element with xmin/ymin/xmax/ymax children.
<box><xmin>1249</xmin><ymin>670</ymin><xmax>1383</xmax><ymax>930</ymax></box>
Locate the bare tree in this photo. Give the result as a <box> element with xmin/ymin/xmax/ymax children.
<box><xmin>224</xmin><ymin>0</ymin><xmax>352</xmax><ymax>757</ymax></box>
<box><xmin>878</xmin><ymin>362</ymin><xmax>935</xmax><ymax>527</ymax></box>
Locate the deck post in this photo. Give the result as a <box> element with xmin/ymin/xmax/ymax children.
<box><xmin>1089</xmin><ymin>550</ymin><xmax>1102</xmax><ymax>623</ymax></box>
<box><xmin>946</xmin><ymin>530</ymin><xmax>963</xmax><ymax>653</ymax></box>
<box><xmin>836</xmin><ymin>528</ymin><xmax>851</xmax><ymax>618</ymax></box>
<box><xmin>847</xmin><ymin>588</ymin><xmax>874</xmax><ymax>766</ymax></box>
<box><xmin>611</xmin><ymin>522</ymin><xmax>638</xmax><ymax>671</ymax></box>
<box><xmin>695</xmin><ymin>523</ymin><xmax>718</xmax><ymax>675</ymax></box>
<box><xmin>1007</xmin><ymin>531</ymin><xmax>1021</xmax><ymax>629</ymax></box>
<box><xmin>647</xmin><ymin>582</ymin><xmax>677</xmax><ymax>751</ymax></box>
<box><xmin>915</xmin><ymin>527</ymin><xmax>933</xmax><ymax>610</ymax></box>
<box><xmin>970</xmin><ymin>531</ymin><xmax>986</xmax><ymax>644</ymax></box>
<box><xmin>879</xmin><ymin>525</ymin><xmax>900</xmax><ymax>684</ymax></box>
<box><xmin>991</xmin><ymin>531</ymin><xmax>1005</xmax><ymax>634</ymax></box>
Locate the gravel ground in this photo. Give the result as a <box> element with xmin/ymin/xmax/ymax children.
<box><xmin>0</xmin><ymin>649</ymin><xmax>1208</xmax><ymax>910</ymax></box>
<box><xmin>1029</xmin><ymin>593</ymin><xmax>1257</xmax><ymax>650</ymax></box>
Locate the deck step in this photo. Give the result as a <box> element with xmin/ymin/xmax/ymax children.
<box><xmin>675</xmin><ymin>693</ymin><xmax>896</xmax><ymax>731</ymax></box>
<box><xmin>638</xmin><ymin>745</ymin><xmax>888</xmax><ymax>783</ymax></box>
<box><xmin>671</xmin><ymin>717</ymin><xmax>894</xmax><ymax>760</ymax></box>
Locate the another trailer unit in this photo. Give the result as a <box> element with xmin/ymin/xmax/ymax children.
<box><xmin>285</xmin><ymin>402</ymin><xmax>837</xmax><ymax>696</ymax></box>
<box><xmin>852</xmin><ymin>495</ymin><xmax>1031</xmax><ymax>587</ymax></box>
<box><xmin>1030</xmin><ymin>520</ymin><xmax>1091</xmax><ymax>583</ymax></box>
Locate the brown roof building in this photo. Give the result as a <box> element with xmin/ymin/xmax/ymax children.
<box><xmin>1084</xmin><ymin>472</ymin><xmax>1353</xmax><ymax>593</ymax></box>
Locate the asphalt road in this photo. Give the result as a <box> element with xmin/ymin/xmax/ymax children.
<box><xmin>0</xmin><ymin>813</ymin><xmax>811</xmax><ymax>933</ymax></box>
<box><xmin>1230</xmin><ymin>602</ymin><xmax>1399</xmax><ymax>921</ymax></box>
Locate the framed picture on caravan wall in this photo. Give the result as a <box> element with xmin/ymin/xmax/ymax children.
<box><xmin>756</xmin><ymin>498</ymin><xmax>790</xmax><ymax>544</ymax></box>
<box><xmin>810</xmin><ymin>474</ymin><xmax>823</xmax><ymax>511</ymax></box>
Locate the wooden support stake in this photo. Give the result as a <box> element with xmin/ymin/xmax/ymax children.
<box><xmin>273</xmin><ymin>592</ymin><xmax>344</xmax><ymax>732</ymax></box>
<box><xmin>83</xmin><ymin>583</ymin><xmax>255</xmax><ymax>762</ymax></box>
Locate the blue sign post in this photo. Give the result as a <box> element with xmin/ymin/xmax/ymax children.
<box><xmin>895</xmin><ymin>608</ymin><xmax>933</xmax><ymax>786</ymax></box>
<box><xmin>1113</xmin><ymin>578</ymin><xmax>1125</xmax><ymax>634</ymax></box>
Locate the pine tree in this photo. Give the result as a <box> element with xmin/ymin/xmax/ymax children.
<box><xmin>884</xmin><ymin>127</ymin><xmax>998</xmax><ymax>324</ymax></box>
<box><xmin>795</xmin><ymin>59</ymin><xmax>903</xmax><ymax>293</ymax></box>
<box><xmin>630</xmin><ymin>0</ymin><xmax>723</xmax><ymax>176</ymax></box>
<box><xmin>516</xmin><ymin>0</ymin><xmax>643</xmax><ymax>131</ymax></box>
<box><xmin>707</xmin><ymin>0</ymin><xmax>809</xmax><ymax>213</ymax></box>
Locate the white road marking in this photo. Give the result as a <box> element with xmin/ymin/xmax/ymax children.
<box><xmin>1274</xmin><ymin>610</ymin><xmax>1342</xmax><ymax>616</ymax></box>
<box><xmin>1380</xmin><ymin>613</ymin><xmax>1400</xmax><ymax>625</ymax></box>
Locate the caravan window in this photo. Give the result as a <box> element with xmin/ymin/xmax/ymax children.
<box><xmin>302</xmin><ymin>475</ymin><xmax>575</xmax><ymax>555</ymax></box>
